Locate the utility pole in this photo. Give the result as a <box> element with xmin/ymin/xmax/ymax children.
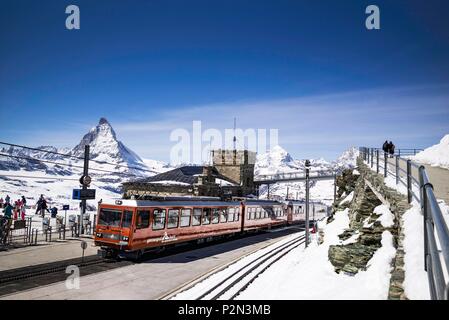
<box><xmin>333</xmin><ymin>174</ymin><xmax>337</xmax><ymax>204</ymax></box>
<box><xmin>286</xmin><ymin>186</ymin><xmax>289</xmax><ymax>200</ymax></box>
<box><xmin>79</xmin><ymin>145</ymin><xmax>90</xmax><ymax>236</ymax></box>
<box><xmin>305</xmin><ymin>160</ymin><xmax>311</xmax><ymax>247</ymax></box>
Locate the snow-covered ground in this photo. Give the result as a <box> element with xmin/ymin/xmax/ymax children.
<box><xmin>413</xmin><ymin>134</ymin><xmax>449</xmax><ymax>169</ymax></box>
<box><xmin>193</xmin><ymin>208</ymin><xmax>396</xmax><ymax>300</ymax></box>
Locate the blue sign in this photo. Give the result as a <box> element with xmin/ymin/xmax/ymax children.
<box><xmin>72</xmin><ymin>189</ymin><xmax>96</xmax><ymax>200</ymax></box>
<box><xmin>72</xmin><ymin>189</ymin><xmax>81</xmax><ymax>200</ymax></box>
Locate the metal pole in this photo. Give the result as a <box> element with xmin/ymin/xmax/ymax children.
<box><xmin>305</xmin><ymin>165</ymin><xmax>310</xmax><ymax>248</ymax></box>
<box><xmin>79</xmin><ymin>145</ymin><xmax>89</xmax><ymax>236</ymax></box>
<box><xmin>267</xmin><ymin>184</ymin><xmax>270</xmax><ymax>200</ymax></box>
<box><xmin>407</xmin><ymin>160</ymin><xmax>412</xmax><ymax>204</ymax></box>
<box><xmin>395</xmin><ymin>156</ymin><xmax>399</xmax><ymax>185</ymax></box>
<box><xmin>384</xmin><ymin>152</ymin><xmax>388</xmax><ymax>177</ymax></box>
<box><xmin>286</xmin><ymin>186</ymin><xmax>289</xmax><ymax>200</ymax></box>
<box><xmin>370</xmin><ymin>148</ymin><xmax>373</xmax><ymax>168</ymax></box>
<box><xmin>333</xmin><ymin>175</ymin><xmax>337</xmax><ymax>204</ymax></box>
<box><xmin>376</xmin><ymin>150</ymin><xmax>379</xmax><ymax>174</ymax></box>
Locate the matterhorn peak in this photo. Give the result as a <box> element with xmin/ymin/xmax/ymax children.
<box><xmin>98</xmin><ymin>117</ymin><xmax>110</xmax><ymax>126</ymax></box>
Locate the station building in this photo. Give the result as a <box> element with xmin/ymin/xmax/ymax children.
<box><xmin>122</xmin><ymin>149</ymin><xmax>257</xmax><ymax>199</ymax></box>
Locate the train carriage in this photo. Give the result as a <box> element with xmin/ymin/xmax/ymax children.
<box><xmin>94</xmin><ymin>197</ymin><xmax>325</xmax><ymax>259</ymax></box>
<box><xmin>95</xmin><ymin>199</ymin><xmax>242</xmax><ymax>259</ymax></box>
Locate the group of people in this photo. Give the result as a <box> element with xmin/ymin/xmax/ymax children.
<box><xmin>0</xmin><ymin>194</ymin><xmax>55</xmax><ymax>222</ymax></box>
<box><xmin>382</xmin><ymin>140</ymin><xmax>396</xmax><ymax>157</ymax></box>
<box><xmin>0</xmin><ymin>195</ymin><xmax>27</xmax><ymax>221</ymax></box>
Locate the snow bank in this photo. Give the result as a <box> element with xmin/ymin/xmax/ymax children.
<box><xmin>340</xmin><ymin>191</ymin><xmax>354</xmax><ymax>205</ymax></box>
<box><xmin>374</xmin><ymin>204</ymin><xmax>394</xmax><ymax>228</ymax></box>
<box><xmin>236</xmin><ymin>209</ymin><xmax>396</xmax><ymax>300</ymax></box>
<box><xmin>402</xmin><ymin>202</ymin><xmax>430</xmax><ymax>299</ymax></box>
<box><xmin>413</xmin><ymin>135</ymin><xmax>449</xmax><ymax>169</ymax></box>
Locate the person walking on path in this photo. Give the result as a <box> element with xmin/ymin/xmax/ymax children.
<box><xmin>5</xmin><ymin>195</ymin><xmax>10</xmax><ymax>206</ymax></box>
<box><xmin>389</xmin><ymin>141</ymin><xmax>395</xmax><ymax>157</ymax></box>
<box><xmin>382</xmin><ymin>140</ymin><xmax>389</xmax><ymax>154</ymax></box>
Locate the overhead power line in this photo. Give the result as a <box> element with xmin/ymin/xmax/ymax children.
<box><xmin>0</xmin><ymin>153</ymin><xmax>147</xmax><ymax>179</ymax></box>
<box><xmin>0</xmin><ymin>141</ymin><xmax>158</xmax><ymax>174</ymax></box>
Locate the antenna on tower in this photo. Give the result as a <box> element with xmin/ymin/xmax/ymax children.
<box><xmin>233</xmin><ymin>117</ymin><xmax>237</xmax><ymax>151</ymax></box>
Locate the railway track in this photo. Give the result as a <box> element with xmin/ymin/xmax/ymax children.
<box><xmin>0</xmin><ymin>255</ymin><xmax>133</xmax><ymax>296</ymax></box>
<box><xmin>173</xmin><ymin>234</ymin><xmax>306</xmax><ymax>300</ymax></box>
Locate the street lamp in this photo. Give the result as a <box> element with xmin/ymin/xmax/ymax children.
<box><xmin>305</xmin><ymin>160</ymin><xmax>311</xmax><ymax>247</ymax></box>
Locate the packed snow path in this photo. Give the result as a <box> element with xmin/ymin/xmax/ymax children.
<box><xmin>384</xmin><ymin>157</ymin><xmax>449</xmax><ymax>204</ymax></box>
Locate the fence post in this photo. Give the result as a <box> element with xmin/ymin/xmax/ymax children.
<box><xmin>384</xmin><ymin>152</ymin><xmax>388</xmax><ymax>177</ymax></box>
<box><xmin>370</xmin><ymin>149</ymin><xmax>373</xmax><ymax>167</ymax></box>
<box><xmin>395</xmin><ymin>156</ymin><xmax>399</xmax><ymax>185</ymax></box>
<box><xmin>407</xmin><ymin>160</ymin><xmax>412</xmax><ymax>204</ymax></box>
<box><xmin>376</xmin><ymin>150</ymin><xmax>379</xmax><ymax>174</ymax></box>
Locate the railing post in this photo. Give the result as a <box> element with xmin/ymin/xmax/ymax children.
<box><xmin>407</xmin><ymin>159</ymin><xmax>412</xmax><ymax>204</ymax></box>
<box><xmin>395</xmin><ymin>156</ymin><xmax>399</xmax><ymax>185</ymax></box>
<box><xmin>370</xmin><ymin>148</ymin><xmax>373</xmax><ymax>168</ymax></box>
<box><xmin>384</xmin><ymin>152</ymin><xmax>388</xmax><ymax>178</ymax></box>
<box><xmin>376</xmin><ymin>150</ymin><xmax>379</xmax><ymax>174</ymax></box>
<box><xmin>399</xmin><ymin>149</ymin><xmax>401</xmax><ymax>157</ymax></box>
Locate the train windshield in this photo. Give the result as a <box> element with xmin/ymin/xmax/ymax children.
<box><xmin>98</xmin><ymin>209</ymin><xmax>122</xmax><ymax>227</ymax></box>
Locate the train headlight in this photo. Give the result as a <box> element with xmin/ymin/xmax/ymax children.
<box><xmin>96</xmin><ymin>233</ymin><xmax>103</xmax><ymax>238</ymax></box>
<box><xmin>122</xmin><ymin>236</ymin><xmax>129</xmax><ymax>241</ymax></box>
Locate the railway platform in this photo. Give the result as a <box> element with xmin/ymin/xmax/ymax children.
<box><xmin>0</xmin><ymin>236</ymin><xmax>97</xmax><ymax>271</ymax></box>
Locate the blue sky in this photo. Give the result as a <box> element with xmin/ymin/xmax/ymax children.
<box><xmin>1</xmin><ymin>0</ymin><xmax>449</xmax><ymax>162</ymax></box>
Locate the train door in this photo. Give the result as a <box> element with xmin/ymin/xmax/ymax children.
<box><xmin>287</xmin><ymin>203</ymin><xmax>293</xmax><ymax>224</ymax></box>
<box><xmin>133</xmin><ymin>208</ymin><xmax>151</xmax><ymax>248</ymax></box>
<box><xmin>240</xmin><ymin>202</ymin><xmax>245</xmax><ymax>232</ymax></box>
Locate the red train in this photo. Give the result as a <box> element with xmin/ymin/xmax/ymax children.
<box><xmin>94</xmin><ymin>197</ymin><xmax>327</xmax><ymax>259</ymax></box>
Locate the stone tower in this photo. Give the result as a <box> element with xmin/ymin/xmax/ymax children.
<box><xmin>211</xmin><ymin>149</ymin><xmax>256</xmax><ymax>193</ymax></box>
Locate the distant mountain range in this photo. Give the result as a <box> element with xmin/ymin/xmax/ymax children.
<box><xmin>0</xmin><ymin>118</ymin><xmax>358</xmax><ymax>207</ymax></box>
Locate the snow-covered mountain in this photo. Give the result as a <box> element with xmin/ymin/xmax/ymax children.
<box><xmin>0</xmin><ymin>118</ymin><xmax>170</xmax><ymax>208</ymax></box>
<box><xmin>255</xmin><ymin>145</ymin><xmax>358</xmax><ymax>204</ymax></box>
<box><xmin>413</xmin><ymin>134</ymin><xmax>449</xmax><ymax>169</ymax></box>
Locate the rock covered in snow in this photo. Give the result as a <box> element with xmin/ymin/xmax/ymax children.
<box><xmin>413</xmin><ymin>134</ymin><xmax>449</xmax><ymax>169</ymax></box>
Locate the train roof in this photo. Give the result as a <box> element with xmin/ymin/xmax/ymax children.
<box><xmin>101</xmin><ymin>198</ymin><xmax>285</xmax><ymax>208</ymax></box>
<box><xmin>101</xmin><ymin>199</ymin><xmax>242</xmax><ymax>207</ymax></box>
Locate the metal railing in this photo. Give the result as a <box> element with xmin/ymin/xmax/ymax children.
<box><xmin>366</xmin><ymin>147</ymin><xmax>423</xmax><ymax>157</ymax></box>
<box><xmin>359</xmin><ymin>147</ymin><xmax>449</xmax><ymax>300</ymax></box>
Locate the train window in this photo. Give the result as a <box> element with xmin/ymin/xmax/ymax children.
<box><xmin>122</xmin><ymin>211</ymin><xmax>133</xmax><ymax>228</ymax></box>
<box><xmin>212</xmin><ymin>208</ymin><xmax>219</xmax><ymax>224</ymax></box>
<box><xmin>180</xmin><ymin>209</ymin><xmax>191</xmax><ymax>227</ymax></box>
<box><xmin>192</xmin><ymin>208</ymin><xmax>202</xmax><ymax>226</ymax></box>
<box><xmin>136</xmin><ymin>210</ymin><xmax>150</xmax><ymax>229</ymax></box>
<box><xmin>168</xmin><ymin>209</ymin><xmax>179</xmax><ymax>229</ymax></box>
<box><xmin>152</xmin><ymin>209</ymin><xmax>166</xmax><ymax>230</ymax></box>
<box><xmin>235</xmin><ymin>208</ymin><xmax>240</xmax><ymax>221</ymax></box>
<box><xmin>202</xmin><ymin>208</ymin><xmax>211</xmax><ymax>225</ymax></box>
<box><xmin>228</xmin><ymin>207</ymin><xmax>235</xmax><ymax>222</ymax></box>
<box><xmin>98</xmin><ymin>209</ymin><xmax>122</xmax><ymax>227</ymax></box>
<box><xmin>220</xmin><ymin>208</ymin><xmax>228</xmax><ymax>223</ymax></box>
<box><xmin>257</xmin><ymin>208</ymin><xmax>262</xmax><ymax>219</ymax></box>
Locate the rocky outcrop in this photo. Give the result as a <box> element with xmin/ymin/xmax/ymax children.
<box><xmin>328</xmin><ymin>158</ymin><xmax>410</xmax><ymax>299</ymax></box>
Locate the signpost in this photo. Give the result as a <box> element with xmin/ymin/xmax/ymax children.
<box><xmin>63</xmin><ymin>204</ymin><xmax>69</xmax><ymax>226</ymax></box>
<box><xmin>81</xmin><ymin>240</ymin><xmax>87</xmax><ymax>262</ymax></box>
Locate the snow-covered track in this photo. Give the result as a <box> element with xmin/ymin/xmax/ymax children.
<box><xmin>195</xmin><ymin>235</ymin><xmax>306</xmax><ymax>300</ymax></box>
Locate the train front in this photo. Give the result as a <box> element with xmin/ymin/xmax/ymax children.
<box><xmin>94</xmin><ymin>200</ymin><xmax>134</xmax><ymax>258</ymax></box>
